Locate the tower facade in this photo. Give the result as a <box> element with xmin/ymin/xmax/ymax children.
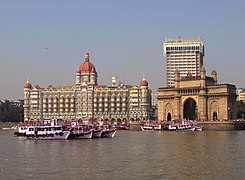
<box><xmin>164</xmin><ymin>37</ymin><xmax>204</xmax><ymax>87</ymax></box>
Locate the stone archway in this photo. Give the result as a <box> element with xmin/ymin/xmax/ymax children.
<box><xmin>210</xmin><ymin>101</ymin><xmax>219</xmax><ymax>120</ymax></box>
<box><xmin>183</xmin><ymin>98</ymin><xmax>197</xmax><ymax>120</ymax></box>
<box><xmin>167</xmin><ymin>113</ymin><xmax>172</xmax><ymax>121</ymax></box>
<box><xmin>213</xmin><ymin>111</ymin><xmax>218</xmax><ymax>120</ymax></box>
<box><xmin>111</xmin><ymin>118</ymin><xmax>115</xmax><ymax>122</ymax></box>
<box><xmin>117</xmin><ymin>118</ymin><xmax>122</xmax><ymax>123</ymax></box>
<box><xmin>165</xmin><ymin>103</ymin><xmax>173</xmax><ymax>121</ymax></box>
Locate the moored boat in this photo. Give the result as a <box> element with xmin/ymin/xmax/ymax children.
<box><xmin>140</xmin><ymin>122</ymin><xmax>162</xmax><ymax>131</ymax></box>
<box><xmin>140</xmin><ymin>125</ymin><xmax>154</xmax><ymax>131</ymax></box>
<box><xmin>192</xmin><ymin>125</ymin><xmax>203</xmax><ymax>131</ymax></box>
<box><xmin>167</xmin><ymin>124</ymin><xmax>196</xmax><ymax>131</ymax></box>
<box><xmin>113</xmin><ymin>122</ymin><xmax>130</xmax><ymax>130</ymax></box>
<box><xmin>92</xmin><ymin>128</ymin><xmax>103</xmax><ymax>138</ymax></box>
<box><xmin>166</xmin><ymin>121</ymin><xmax>203</xmax><ymax>131</ymax></box>
<box><xmin>101</xmin><ymin>129</ymin><xmax>116</xmax><ymax>138</ymax></box>
<box><xmin>25</xmin><ymin>125</ymin><xmax>70</xmax><ymax>140</ymax></box>
<box><xmin>14</xmin><ymin>126</ymin><xmax>28</xmax><ymax>136</ymax></box>
<box><xmin>2</xmin><ymin>126</ymin><xmax>18</xmax><ymax>131</ymax></box>
<box><xmin>153</xmin><ymin>124</ymin><xmax>162</xmax><ymax>131</ymax></box>
<box><xmin>93</xmin><ymin>122</ymin><xmax>117</xmax><ymax>138</ymax></box>
<box><xmin>68</xmin><ymin>126</ymin><xmax>93</xmax><ymax>139</ymax></box>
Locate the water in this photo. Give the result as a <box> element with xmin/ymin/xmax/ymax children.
<box><xmin>1</xmin><ymin>130</ymin><xmax>245</xmax><ymax>180</ymax></box>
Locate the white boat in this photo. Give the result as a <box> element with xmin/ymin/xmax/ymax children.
<box><xmin>94</xmin><ymin>123</ymin><xmax>116</xmax><ymax>138</ymax></box>
<box><xmin>14</xmin><ymin>118</ymin><xmax>65</xmax><ymax>137</ymax></box>
<box><xmin>25</xmin><ymin>125</ymin><xmax>70</xmax><ymax>140</ymax></box>
<box><xmin>192</xmin><ymin>125</ymin><xmax>203</xmax><ymax>131</ymax></box>
<box><xmin>14</xmin><ymin>126</ymin><xmax>28</xmax><ymax>136</ymax></box>
<box><xmin>168</xmin><ymin>124</ymin><xmax>195</xmax><ymax>131</ymax></box>
<box><xmin>92</xmin><ymin>128</ymin><xmax>103</xmax><ymax>138</ymax></box>
<box><xmin>167</xmin><ymin>125</ymin><xmax>177</xmax><ymax>131</ymax></box>
<box><xmin>167</xmin><ymin>124</ymin><xmax>202</xmax><ymax>131</ymax></box>
<box><xmin>68</xmin><ymin>126</ymin><xmax>93</xmax><ymax>139</ymax></box>
<box><xmin>101</xmin><ymin>129</ymin><xmax>116</xmax><ymax>138</ymax></box>
<box><xmin>2</xmin><ymin>126</ymin><xmax>18</xmax><ymax>131</ymax></box>
<box><xmin>113</xmin><ymin>122</ymin><xmax>130</xmax><ymax>130</ymax></box>
<box><xmin>140</xmin><ymin>124</ymin><xmax>162</xmax><ymax>131</ymax></box>
<box><xmin>140</xmin><ymin>125</ymin><xmax>154</xmax><ymax>131</ymax></box>
<box><xmin>153</xmin><ymin>124</ymin><xmax>162</xmax><ymax>131</ymax></box>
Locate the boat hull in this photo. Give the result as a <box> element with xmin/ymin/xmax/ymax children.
<box><xmin>140</xmin><ymin>126</ymin><xmax>154</xmax><ymax>131</ymax></box>
<box><xmin>101</xmin><ymin>129</ymin><xmax>116</xmax><ymax>138</ymax></box>
<box><xmin>68</xmin><ymin>130</ymin><xmax>93</xmax><ymax>139</ymax></box>
<box><xmin>92</xmin><ymin>129</ymin><xmax>103</xmax><ymax>138</ymax></box>
<box><xmin>26</xmin><ymin>131</ymin><xmax>70</xmax><ymax>140</ymax></box>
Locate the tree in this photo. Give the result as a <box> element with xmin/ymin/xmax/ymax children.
<box><xmin>0</xmin><ymin>106</ymin><xmax>24</xmax><ymax>122</ymax></box>
<box><xmin>237</xmin><ymin>101</ymin><xmax>245</xmax><ymax>119</ymax></box>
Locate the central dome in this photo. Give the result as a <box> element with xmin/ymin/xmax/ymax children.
<box><xmin>24</xmin><ymin>81</ymin><xmax>32</xmax><ymax>89</ymax></box>
<box><xmin>140</xmin><ymin>79</ymin><xmax>148</xmax><ymax>87</ymax></box>
<box><xmin>79</xmin><ymin>52</ymin><xmax>97</xmax><ymax>74</ymax></box>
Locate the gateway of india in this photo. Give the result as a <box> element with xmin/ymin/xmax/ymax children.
<box><xmin>24</xmin><ymin>52</ymin><xmax>151</xmax><ymax>122</ymax></box>
<box><xmin>158</xmin><ymin>37</ymin><xmax>237</xmax><ymax>121</ymax></box>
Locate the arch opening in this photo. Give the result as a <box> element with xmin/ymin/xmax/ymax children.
<box><xmin>213</xmin><ymin>111</ymin><xmax>218</xmax><ymax>120</ymax></box>
<box><xmin>167</xmin><ymin>113</ymin><xmax>172</xmax><ymax>121</ymax></box>
<box><xmin>183</xmin><ymin>98</ymin><xmax>197</xmax><ymax>120</ymax></box>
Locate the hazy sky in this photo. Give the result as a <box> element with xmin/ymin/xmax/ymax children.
<box><xmin>0</xmin><ymin>0</ymin><xmax>244</xmax><ymax>100</ymax></box>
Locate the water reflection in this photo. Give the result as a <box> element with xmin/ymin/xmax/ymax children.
<box><xmin>1</xmin><ymin>130</ymin><xmax>245</xmax><ymax>179</ymax></box>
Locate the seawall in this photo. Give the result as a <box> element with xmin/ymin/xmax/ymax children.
<box><xmin>130</xmin><ymin>122</ymin><xmax>144</xmax><ymax>131</ymax></box>
<box><xmin>196</xmin><ymin>121</ymin><xmax>245</xmax><ymax>131</ymax></box>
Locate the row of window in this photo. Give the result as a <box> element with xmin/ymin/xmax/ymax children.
<box><xmin>166</xmin><ymin>46</ymin><xmax>200</xmax><ymax>51</ymax></box>
<box><xmin>167</xmin><ymin>63</ymin><xmax>198</xmax><ymax>68</ymax></box>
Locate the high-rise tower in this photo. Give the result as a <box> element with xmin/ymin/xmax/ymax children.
<box><xmin>163</xmin><ymin>37</ymin><xmax>204</xmax><ymax>87</ymax></box>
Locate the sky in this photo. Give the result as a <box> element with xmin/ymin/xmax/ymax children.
<box><xmin>0</xmin><ymin>0</ymin><xmax>244</xmax><ymax>100</ymax></box>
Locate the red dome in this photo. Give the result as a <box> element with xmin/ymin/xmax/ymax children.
<box><xmin>140</xmin><ymin>79</ymin><xmax>148</xmax><ymax>86</ymax></box>
<box><xmin>79</xmin><ymin>52</ymin><xmax>97</xmax><ymax>74</ymax></box>
<box><xmin>79</xmin><ymin>61</ymin><xmax>96</xmax><ymax>73</ymax></box>
<box><xmin>24</xmin><ymin>81</ymin><xmax>32</xmax><ymax>89</ymax></box>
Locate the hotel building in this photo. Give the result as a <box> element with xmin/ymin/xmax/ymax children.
<box><xmin>23</xmin><ymin>52</ymin><xmax>152</xmax><ymax>122</ymax></box>
<box><xmin>164</xmin><ymin>37</ymin><xmax>204</xmax><ymax>87</ymax></box>
<box><xmin>238</xmin><ymin>88</ymin><xmax>245</xmax><ymax>102</ymax></box>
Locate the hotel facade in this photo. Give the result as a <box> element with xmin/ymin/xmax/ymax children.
<box><xmin>24</xmin><ymin>52</ymin><xmax>152</xmax><ymax>122</ymax></box>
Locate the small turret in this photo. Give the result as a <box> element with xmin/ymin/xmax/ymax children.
<box><xmin>211</xmin><ymin>69</ymin><xmax>217</xmax><ymax>84</ymax></box>
<box><xmin>85</xmin><ymin>51</ymin><xmax>89</xmax><ymax>61</ymax></box>
<box><xmin>174</xmin><ymin>68</ymin><xmax>180</xmax><ymax>88</ymax></box>
<box><xmin>200</xmin><ymin>65</ymin><xmax>206</xmax><ymax>88</ymax></box>
<box><xmin>200</xmin><ymin>65</ymin><xmax>206</xmax><ymax>79</ymax></box>
<box><xmin>24</xmin><ymin>80</ymin><xmax>32</xmax><ymax>122</ymax></box>
<box><xmin>76</xmin><ymin>69</ymin><xmax>81</xmax><ymax>85</ymax></box>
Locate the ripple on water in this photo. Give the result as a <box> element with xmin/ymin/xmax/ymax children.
<box><xmin>1</xmin><ymin>130</ymin><xmax>245</xmax><ymax>180</ymax></box>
